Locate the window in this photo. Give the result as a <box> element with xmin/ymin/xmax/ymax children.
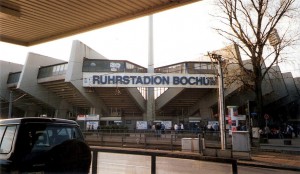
<box><xmin>0</xmin><ymin>126</ymin><xmax>5</xmax><ymax>141</ymax></box>
<box><xmin>24</xmin><ymin>123</ymin><xmax>82</xmax><ymax>150</ymax></box>
<box><xmin>194</xmin><ymin>63</ymin><xmax>201</xmax><ymax>70</ymax></box>
<box><xmin>200</xmin><ymin>63</ymin><xmax>208</xmax><ymax>69</ymax></box>
<box><xmin>0</xmin><ymin>126</ymin><xmax>17</xmax><ymax>154</ymax></box>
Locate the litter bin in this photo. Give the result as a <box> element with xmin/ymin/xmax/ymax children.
<box><xmin>232</xmin><ymin>131</ymin><xmax>250</xmax><ymax>152</ymax></box>
<box><xmin>259</xmin><ymin>138</ymin><xmax>268</xmax><ymax>144</ymax></box>
<box><xmin>181</xmin><ymin>138</ymin><xmax>199</xmax><ymax>152</ymax></box>
<box><xmin>283</xmin><ymin>139</ymin><xmax>292</xmax><ymax>145</ymax></box>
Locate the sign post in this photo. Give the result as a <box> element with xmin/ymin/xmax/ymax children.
<box><xmin>264</xmin><ymin>114</ymin><xmax>269</xmax><ymax>127</ymax></box>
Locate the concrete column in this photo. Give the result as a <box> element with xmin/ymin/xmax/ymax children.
<box><xmin>24</xmin><ymin>108</ymin><xmax>38</xmax><ymax>117</ymax></box>
<box><xmin>90</xmin><ymin>107</ymin><xmax>96</xmax><ymax>114</ymax></box>
<box><xmin>8</xmin><ymin>91</ymin><xmax>13</xmax><ymax>118</ymax></box>
<box><xmin>0</xmin><ymin>97</ymin><xmax>2</xmax><ymax>118</ymax></box>
<box><xmin>56</xmin><ymin>100</ymin><xmax>70</xmax><ymax>119</ymax></box>
<box><xmin>146</xmin><ymin>15</ymin><xmax>155</xmax><ymax>121</ymax></box>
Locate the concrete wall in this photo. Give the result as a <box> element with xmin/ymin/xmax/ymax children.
<box><xmin>294</xmin><ymin>77</ymin><xmax>300</xmax><ymax>121</ymax></box>
<box><xmin>66</xmin><ymin>40</ymin><xmax>109</xmax><ymax>115</ymax></box>
<box><xmin>0</xmin><ymin>61</ymin><xmax>23</xmax><ymax>118</ymax></box>
<box><xmin>18</xmin><ymin>53</ymin><xmax>70</xmax><ymax>117</ymax></box>
<box><xmin>264</xmin><ymin>66</ymin><xmax>288</xmax><ymax>105</ymax></box>
<box><xmin>0</xmin><ymin>61</ymin><xmax>23</xmax><ymax>100</ymax></box>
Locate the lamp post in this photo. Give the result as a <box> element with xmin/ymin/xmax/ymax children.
<box><xmin>210</xmin><ymin>53</ymin><xmax>227</xmax><ymax>150</ymax></box>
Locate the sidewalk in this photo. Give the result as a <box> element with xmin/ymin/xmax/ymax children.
<box><xmin>238</xmin><ymin>137</ymin><xmax>300</xmax><ymax>171</ymax></box>
<box><xmin>259</xmin><ymin>137</ymin><xmax>300</xmax><ymax>154</ymax></box>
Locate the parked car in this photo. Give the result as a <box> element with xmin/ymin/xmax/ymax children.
<box><xmin>0</xmin><ymin>117</ymin><xmax>91</xmax><ymax>173</ymax></box>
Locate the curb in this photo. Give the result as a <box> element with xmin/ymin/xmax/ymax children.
<box><xmin>238</xmin><ymin>160</ymin><xmax>300</xmax><ymax>172</ymax></box>
<box><xmin>259</xmin><ymin>144</ymin><xmax>300</xmax><ymax>155</ymax></box>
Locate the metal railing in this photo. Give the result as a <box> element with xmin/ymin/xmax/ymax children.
<box><xmin>7</xmin><ymin>72</ymin><xmax>21</xmax><ymax>84</ymax></box>
<box><xmin>90</xmin><ymin>146</ymin><xmax>238</xmax><ymax>174</ymax></box>
<box><xmin>37</xmin><ymin>63</ymin><xmax>68</xmax><ymax>79</ymax></box>
<box><xmin>84</xmin><ymin>129</ymin><xmax>231</xmax><ymax>150</ymax></box>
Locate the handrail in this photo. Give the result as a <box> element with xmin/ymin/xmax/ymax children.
<box><xmin>83</xmin><ymin>130</ymin><xmax>231</xmax><ymax>151</ymax></box>
<box><xmin>90</xmin><ymin>146</ymin><xmax>238</xmax><ymax>174</ymax></box>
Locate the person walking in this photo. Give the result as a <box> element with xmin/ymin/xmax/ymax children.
<box><xmin>180</xmin><ymin>123</ymin><xmax>184</xmax><ymax>133</ymax></box>
<box><xmin>174</xmin><ymin>123</ymin><xmax>178</xmax><ymax>134</ymax></box>
<box><xmin>213</xmin><ymin>123</ymin><xmax>219</xmax><ymax>131</ymax></box>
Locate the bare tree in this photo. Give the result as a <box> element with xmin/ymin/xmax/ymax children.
<box><xmin>213</xmin><ymin>0</ymin><xmax>300</xmax><ymax>126</ymax></box>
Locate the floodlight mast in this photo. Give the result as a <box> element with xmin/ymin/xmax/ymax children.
<box><xmin>210</xmin><ymin>53</ymin><xmax>227</xmax><ymax>150</ymax></box>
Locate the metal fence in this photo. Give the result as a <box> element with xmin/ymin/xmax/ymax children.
<box><xmin>90</xmin><ymin>146</ymin><xmax>238</xmax><ymax>174</ymax></box>
<box><xmin>84</xmin><ymin>129</ymin><xmax>231</xmax><ymax>150</ymax></box>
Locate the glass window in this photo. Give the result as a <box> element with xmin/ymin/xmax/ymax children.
<box><xmin>52</xmin><ymin>66</ymin><xmax>58</xmax><ymax>75</ymax></box>
<box><xmin>201</xmin><ymin>63</ymin><xmax>208</xmax><ymax>69</ymax></box>
<box><xmin>0</xmin><ymin>126</ymin><xmax>5</xmax><ymax>143</ymax></box>
<box><xmin>22</xmin><ymin>123</ymin><xmax>83</xmax><ymax>151</ymax></box>
<box><xmin>7</xmin><ymin>72</ymin><xmax>21</xmax><ymax>84</ymax></box>
<box><xmin>207</xmin><ymin>64</ymin><xmax>212</xmax><ymax>69</ymax></box>
<box><xmin>126</xmin><ymin>63</ymin><xmax>133</xmax><ymax>69</ymax></box>
<box><xmin>58</xmin><ymin>65</ymin><xmax>64</xmax><ymax>74</ymax></box>
<box><xmin>0</xmin><ymin>126</ymin><xmax>17</xmax><ymax>154</ymax></box>
<box><xmin>64</xmin><ymin>64</ymin><xmax>68</xmax><ymax>72</ymax></box>
<box><xmin>194</xmin><ymin>63</ymin><xmax>201</xmax><ymax>70</ymax></box>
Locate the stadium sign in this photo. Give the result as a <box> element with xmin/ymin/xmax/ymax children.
<box><xmin>83</xmin><ymin>73</ymin><xmax>218</xmax><ymax>88</ymax></box>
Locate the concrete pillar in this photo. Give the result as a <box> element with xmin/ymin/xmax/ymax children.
<box><xmin>0</xmin><ymin>97</ymin><xmax>2</xmax><ymax>118</ymax></box>
<box><xmin>8</xmin><ymin>91</ymin><xmax>13</xmax><ymax>118</ymax></box>
<box><xmin>146</xmin><ymin>15</ymin><xmax>155</xmax><ymax>121</ymax></box>
<box><xmin>56</xmin><ymin>100</ymin><xmax>70</xmax><ymax>119</ymax></box>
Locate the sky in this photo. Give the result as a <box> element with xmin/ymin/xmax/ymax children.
<box><xmin>0</xmin><ymin>0</ymin><xmax>299</xmax><ymax>77</ymax></box>
<box><xmin>0</xmin><ymin>1</ymin><xmax>223</xmax><ymax>67</ymax></box>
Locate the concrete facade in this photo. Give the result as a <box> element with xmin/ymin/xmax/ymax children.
<box><xmin>0</xmin><ymin>61</ymin><xmax>23</xmax><ymax>117</ymax></box>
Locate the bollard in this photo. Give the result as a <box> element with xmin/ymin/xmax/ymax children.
<box><xmin>284</xmin><ymin>139</ymin><xmax>292</xmax><ymax>145</ymax></box>
<box><xmin>202</xmin><ymin>138</ymin><xmax>206</xmax><ymax>149</ymax></box>
<box><xmin>198</xmin><ymin>134</ymin><xmax>203</xmax><ymax>154</ymax></box>
<box><xmin>171</xmin><ymin>134</ymin><xmax>174</xmax><ymax>151</ymax></box>
<box><xmin>232</xmin><ymin>160</ymin><xmax>238</xmax><ymax>174</ymax></box>
<box><xmin>144</xmin><ymin>135</ymin><xmax>147</xmax><ymax>149</ymax></box>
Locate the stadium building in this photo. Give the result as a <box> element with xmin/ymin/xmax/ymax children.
<box><xmin>1</xmin><ymin>40</ymin><xmax>299</xmax><ymax>130</ymax></box>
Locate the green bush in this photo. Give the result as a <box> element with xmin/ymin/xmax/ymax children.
<box><xmin>100</xmin><ymin>125</ymin><xmax>128</xmax><ymax>132</ymax></box>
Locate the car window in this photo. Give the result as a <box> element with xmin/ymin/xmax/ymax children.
<box><xmin>0</xmin><ymin>126</ymin><xmax>5</xmax><ymax>142</ymax></box>
<box><xmin>23</xmin><ymin>123</ymin><xmax>83</xmax><ymax>151</ymax></box>
<box><xmin>0</xmin><ymin>126</ymin><xmax>17</xmax><ymax>154</ymax></box>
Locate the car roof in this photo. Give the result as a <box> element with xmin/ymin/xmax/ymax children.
<box><xmin>0</xmin><ymin>117</ymin><xmax>78</xmax><ymax>125</ymax></box>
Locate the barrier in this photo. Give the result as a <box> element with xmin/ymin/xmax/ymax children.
<box><xmin>182</xmin><ymin>138</ymin><xmax>199</xmax><ymax>152</ymax></box>
<box><xmin>90</xmin><ymin>146</ymin><xmax>238</xmax><ymax>174</ymax></box>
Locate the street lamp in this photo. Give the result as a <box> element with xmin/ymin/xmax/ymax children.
<box><xmin>209</xmin><ymin>53</ymin><xmax>227</xmax><ymax>150</ymax></box>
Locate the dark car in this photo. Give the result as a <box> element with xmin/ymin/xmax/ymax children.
<box><xmin>0</xmin><ymin>117</ymin><xmax>91</xmax><ymax>173</ymax></box>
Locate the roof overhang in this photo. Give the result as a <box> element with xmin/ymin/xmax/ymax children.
<box><xmin>0</xmin><ymin>0</ymin><xmax>200</xmax><ymax>46</ymax></box>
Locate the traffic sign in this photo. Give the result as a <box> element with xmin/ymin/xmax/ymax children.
<box><xmin>264</xmin><ymin>114</ymin><xmax>269</xmax><ymax>120</ymax></box>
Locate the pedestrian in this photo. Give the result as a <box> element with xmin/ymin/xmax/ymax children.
<box><xmin>286</xmin><ymin>124</ymin><xmax>293</xmax><ymax>138</ymax></box>
<box><xmin>213</xmin><ymin>123</ymin><xmax>219</xmax><ymax>131</ymax></box>
<box><xmin>152</xmin><ymin>124</ymin><xmax>156</xmax><ymax>131</ymax></box>
<box><xmin>292</xmin><ymin>124</ymin><xmax>298</xmax><ymax>138</ymax></box>
<box><xmin>180</xmin><ymin>123</ymin><xmax>184</xmax><ymax>133</ymax></box>
<box><xmin>161</xmin><ymin>123</ymin><xmax>165</xmax><ymax>134</ymax></box>
<box><xmin>207</xmin><ymin>124</ymin><xmax>213</xmax><ymax>131</ymax></box>
<box><xmin>174</xmin><ymin>123</ymin><xmax>178</xmax><ymax>134</ymax></box>
<box><xmin>155</xmin><ymin>123</ymin><xmax>161</xmax><ymax>137</ymax></box>
<box><xmin>277</xmin><ymin>127</ymin><xmax>284</xmax><ymax>139</ymax></box>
